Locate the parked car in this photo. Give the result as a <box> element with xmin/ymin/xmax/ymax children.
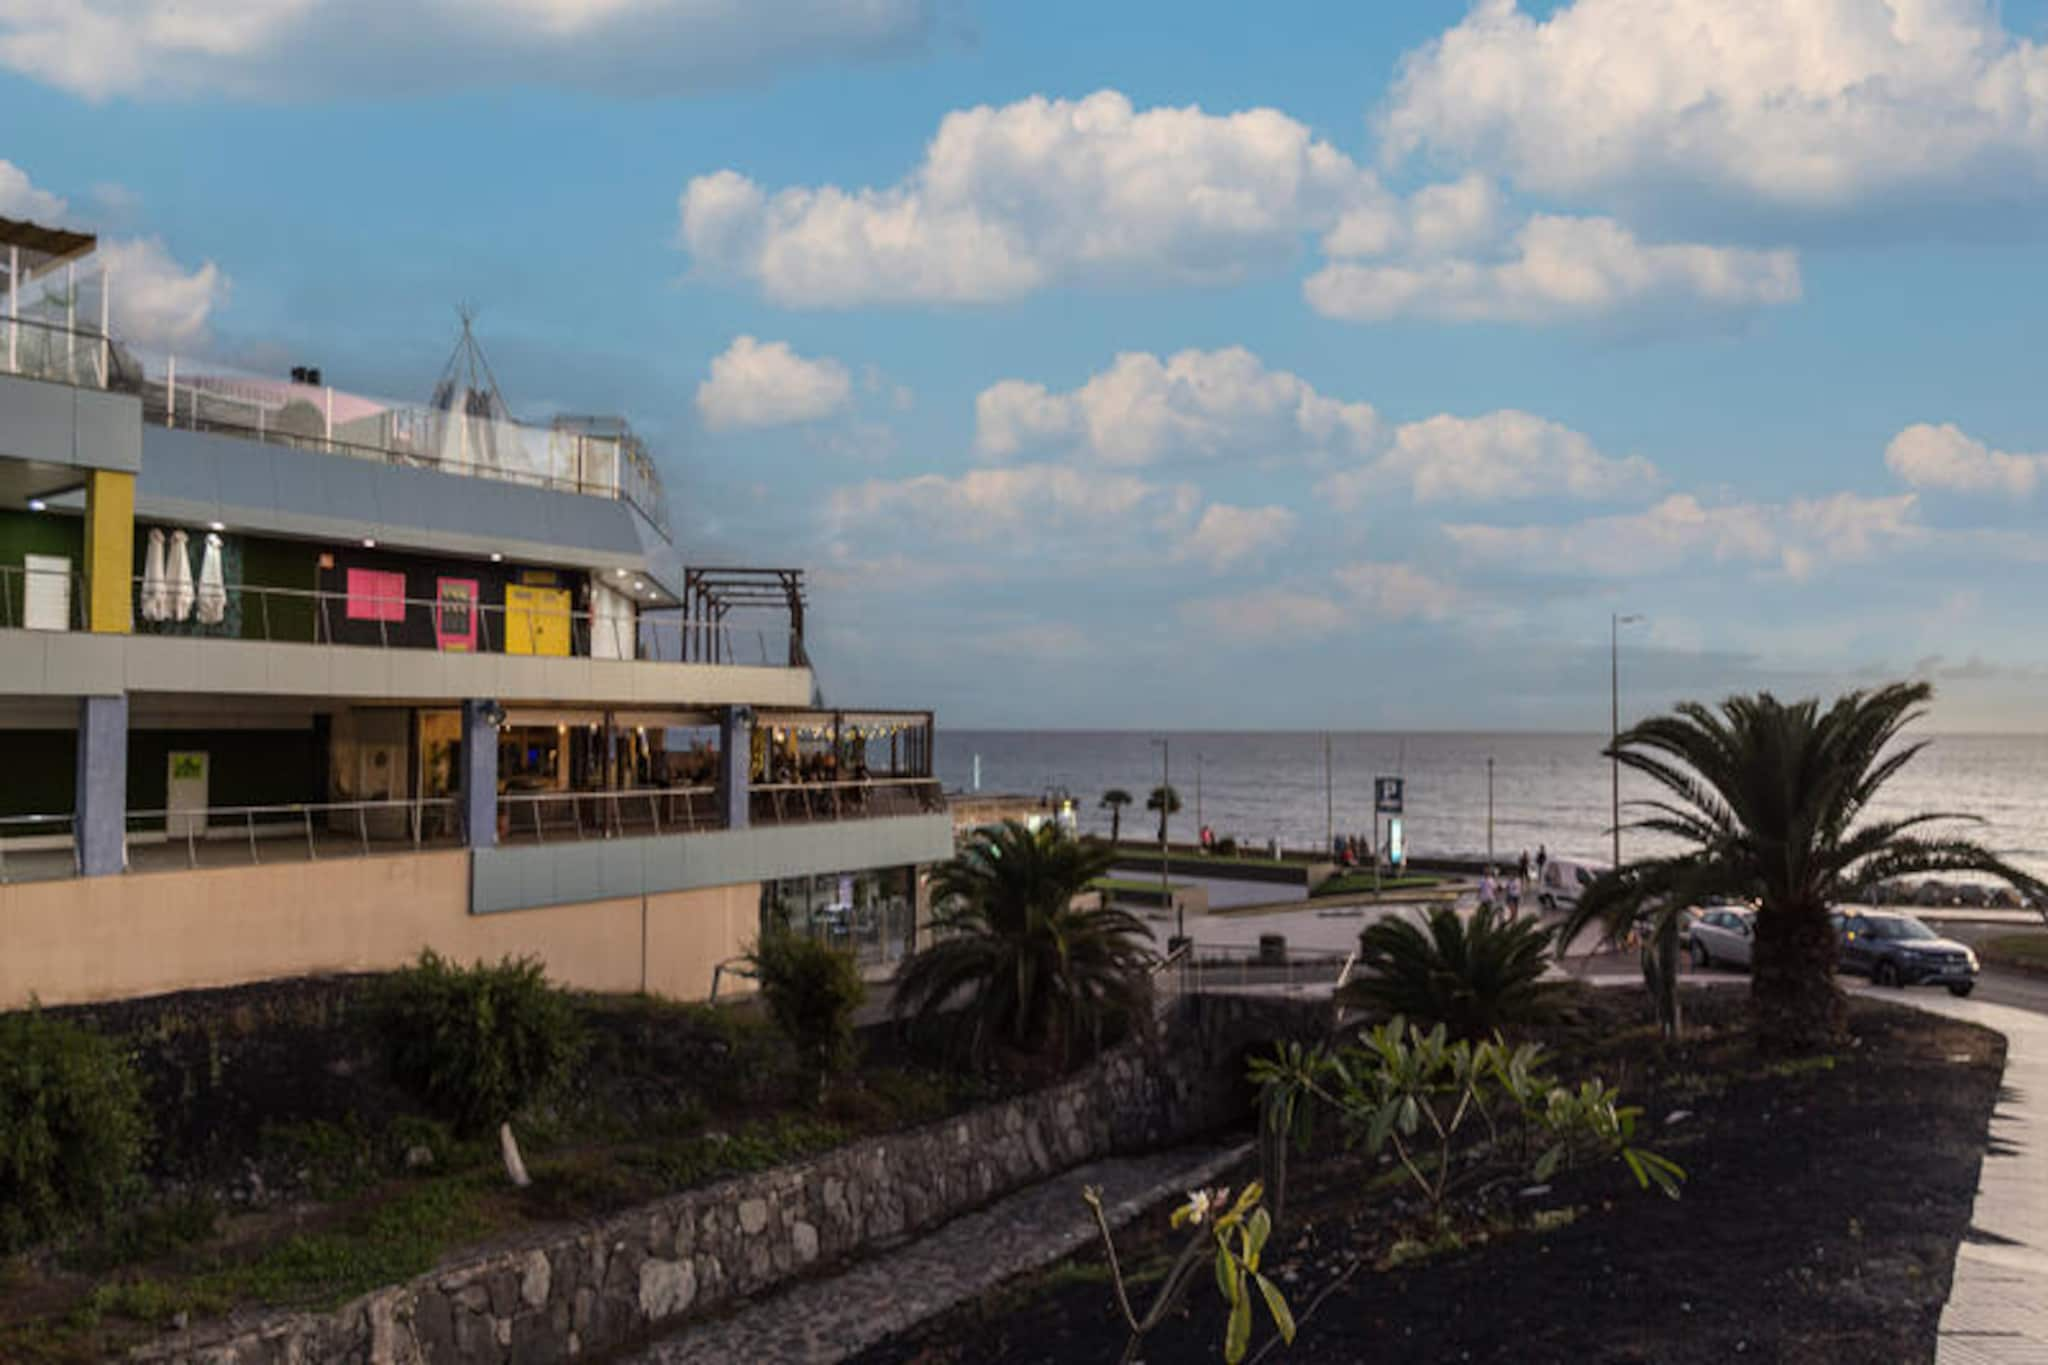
<box><xmin>1685</xmin><ymin>904</ymin><xmax>1755</xmax><ymax>971</ymax></box>
<box><xmin>1536</xmin><ymin>858</ymin><xmax>1605</xmax><ymax>914</ymax></box>
<box><xmin>1832</xmin><ymin>909</ymin><xmax>1979</xmax><ymax>996</ymax></box>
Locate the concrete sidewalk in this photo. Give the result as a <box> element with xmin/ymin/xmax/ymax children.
<box><xmin>1898</xmin><ymin>994</ymin><xmax>2048</xmax><ymax>1365</ymax></box>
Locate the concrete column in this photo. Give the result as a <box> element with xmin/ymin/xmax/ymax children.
<box><xmin>74</xmin><ymin>695</ymin><xmax>128</xmax><ymax>876</ymax></box>
<box><xmin>719</xmin><ymin>705</ymin><xmax>753</xmax><ymax>832</ymax></box>
<box><xmin>462</xmin><ymin>699</ymin><xmax>498</xmax><ymax>849</ymax></box>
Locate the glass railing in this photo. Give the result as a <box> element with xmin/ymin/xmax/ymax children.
<box><xmin>129</xmin><ymin>356</ymin><xmax>670</xmax><ymax>533</ymax></box>
<box><xmin>0</xmin><ymin>314</ymin><xmax>130</xmax><ymax>390</ymax></box>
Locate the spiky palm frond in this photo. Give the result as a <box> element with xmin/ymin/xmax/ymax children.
<box><xmin>1562</xmin><ymin>682</ymin><xmax>2045</xmax><ymax>1051</ymax></box>
<box><xmin>1342</xmin><ymin>903</ymin><xmax>1558</xmax><ymax>1040</ymax></box>
<box><xmin>893</xmin><ymin>820</ymin><xmax>1156</xmax><ymax>1065</ymax></box>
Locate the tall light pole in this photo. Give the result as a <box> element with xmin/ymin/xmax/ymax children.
<box><xmin>1152</xmin><ymin>737</ymin><xmax>1178</xmax><ymax>944</ymax></box>
<box><xmin>1611</xmin><ymin>613</ymin><xmax>1645</xmax><ymax>870</ymax></box>
<box><xmin>1486</xmin><ymin>755</ymin><xmax>1495</xmax><ymax>867</ymax></box>
<box><xmin>1195</xmin><ymin>752</ymin><xmax>1206</xmax><ymax>833</ymax></box>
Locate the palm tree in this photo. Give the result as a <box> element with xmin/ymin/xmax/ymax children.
<box><xmin>1101</xmin><ymin>788</ymin><xmax>1134</xmax><ymax>845</ymax></box>
<box><xmin>894</xmin><ymin>820</ymin><xmax>1157</xmax><ymax>1065</ymax></box>
<box><xmin>1146</xmin><ymin>784</ymin><xmax>1182</xmax><ymax>843</ymax></box>
<box><xmin>1562</xmin><ymin>682</ymin><xmax>2044</xmax><ymax>1053</ymax></box>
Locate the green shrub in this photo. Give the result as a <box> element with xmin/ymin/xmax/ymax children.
<box><xmin>1343</xmin><ymin>903</ymin><xmax>1558</xmax><ymax>1039</ymax></box>
<box><xmin>372</xmin><ymin>952</ymin><xmax>585</xmax><ymax>1135</ymax></box>
<box><xmin>0</xmin><ymin>1009</ymin><xmax>147</xmax><ymax>1253</ymax></box>
<box><xmin>746</xmin><ymin>932</ymin><xmax>866</xmax><ymax>1096</ymax></box>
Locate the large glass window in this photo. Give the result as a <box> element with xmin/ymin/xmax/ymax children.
<box><xmin>760</xmin><ymin>866</ymin><xmax>916</xmax><ymax>969</ymax></box>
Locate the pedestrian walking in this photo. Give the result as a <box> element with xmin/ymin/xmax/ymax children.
<box><xmin>1536</xmin><ymin>844</ymin><xmax>1548</xmax><ymax>881</ymax></box>
<box><xmin>1505</xmin><ymin>873</ymin><xmax>1522</xmax><ymax>920</ymax></box>
<box><xmin>1479</xmin><ymin>868</ymin><xmax>1499</xmax><ymax>914</ymax></box>
<box><xmin>1518</xmin><ymin>848</ymin><xmax>1530</xmax><ymax>885</ymax></box>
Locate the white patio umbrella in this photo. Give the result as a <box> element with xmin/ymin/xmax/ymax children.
<box><xmin>195</xmin><ymin>533</ymin><xmax>226</xmax><ymax>625</ymax></box>
<box><xmin>166</xmin><ymin>528</ymin><xmax>195</xmax><ymax>623</ymax></box>
<box><xmin>141</xmin><ymin>528</ymin><xmax>169</xmax><ymax>623</ymax></box>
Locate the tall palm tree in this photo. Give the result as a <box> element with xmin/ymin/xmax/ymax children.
<box><xmin>894</xmin><ymin>820</ymin><xmax>1157</xmax><ymax>1065</ymax></box>
<box><xmin>1562</xmin><ymin>682</ymin><xmax>2044</xmax><ymax>1053</ymax></box>
<box><xmin>1101</xmin><ymin>788</ymin><xmax>1134</xmax><ymax>844</ymax></box>
<box><xmin>1146</xmin><ymin>784</ymin><xmax>1182</xmax><ymax>843</ymax></box>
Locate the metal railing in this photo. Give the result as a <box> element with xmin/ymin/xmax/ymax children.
<box><xmin>0</xmin><ymin>313</ymin><xmax>126</xmax><ymax>389</ymax></box>
<box><xmin>121</xmin><ymin>576</ymin><xmax>808</xmax><ymax>668</ymax></box>
<box><xmin>0</xmin><ymin>814</ymin><xmax>80</xmax><ymax>883</ymax></box>
<box><xmin>748</xmin><ymin>777</ymin><xmax>945</xmax><ymax>826</ymax></box>
<box><xmin>1174</xmin><ymin>942</ymin><xmax>1355</xmax><ymax>995</ymax></box>
<box><xmin>124</xmin><ymin>797</ymin><xmax>463</xmax><ymax>870</ymax></box>
<box><xmin>0</xmin><ymin>564</ymin><xmax>88</xmax><ymax>632</ymax></box>
<box><xmin>495</xmin><ymin>786</ymin><xmax>720</xmax><ymax>843</ymax></box>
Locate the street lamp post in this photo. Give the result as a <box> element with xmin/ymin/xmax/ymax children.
<box><xmin>1195</xmin><ymin>752</ymin><xmax>1205</xmax><ymax>833</ymax></box>
<box><xmin>1486</xmin><ymin>755</ymin><xmax>1495</xmax><ymax>867</ymax></box>
<box><xmin>1153</xmin><ymin>737</ymin><xmax>1178</xmax><ymax>944</ymax></box>
<box><xmin>1611</xmin><ymin>613</ymin><xmax>1645</xmax><ymax>870</ymax></box>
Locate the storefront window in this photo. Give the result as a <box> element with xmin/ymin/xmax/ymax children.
<box><xmin>760</xmin><ymin>866</ymin><xmax>916</xmax><ymax>968</ymax></box>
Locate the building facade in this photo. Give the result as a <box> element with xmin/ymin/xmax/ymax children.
<box><xmin>0</xmin><ymin>219</ymin><xmax>951</xmax><ymax>1009</ymax></box>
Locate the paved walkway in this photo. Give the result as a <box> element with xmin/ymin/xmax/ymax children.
<box><xmin>620</xmin><ymin>1141</ymin><xmax>1252</xmax><ymax>1364</ymax></box>
<box><xmin>1899</xmin><ymin>993</ymin><xmax>2048</xmax><ymax>1365</ymax></box>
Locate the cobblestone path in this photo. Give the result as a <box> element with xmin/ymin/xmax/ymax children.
<box><xmin>620</xmin><ymin>1140</ymin><xmax>1251</xmax><ymax>1364</ymax></box>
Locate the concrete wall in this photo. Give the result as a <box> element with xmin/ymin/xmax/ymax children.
<box><xmin>0</xmin><ymin>628</ymin><xmax>814</xmax><ymax>707</ymax></box>
<box><xmin>0</xmin><ymin>851</ymin><xmax>761</xmax><ymax>1010</ymax></box>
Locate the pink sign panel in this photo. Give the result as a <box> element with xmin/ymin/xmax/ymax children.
<box><xmin>345</xmin><ymin>568</ymin><xmax>406</xmax><ymax>622</ymax></box>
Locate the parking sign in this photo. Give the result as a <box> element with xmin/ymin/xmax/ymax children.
<box><xmin>1375</xmin><ymin>777</ymin><xmax>1404</xmax><ymax>814</ymax></box>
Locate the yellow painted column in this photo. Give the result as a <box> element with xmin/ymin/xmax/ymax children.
<box><xmin>82</xmin><ymin>469</ymin><xmax>135</xmax><ymax>634</ymax></box>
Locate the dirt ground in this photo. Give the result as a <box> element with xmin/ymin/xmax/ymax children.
<box><xmin>855</xmin><ymin>988</ymin><xmax>2005</xmax><ymax>1365</ymax></box>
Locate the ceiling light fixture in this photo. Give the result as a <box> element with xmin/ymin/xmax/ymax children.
<box><xmin>489</xmin><ymin>552</ymin><xmax>504</xmax><ymax>563</ymax></box>
<box><xmin>361</xmin><ymin>537</ymin><xmax>377</xmax><ymax>549</ymax></box>
<box><xmin>27</xmin><ymin>498</ymin><xmax>46</xmax><ymax>512</ymax></box>
<box><xmin>208</xmin><ymin>521</ymin><xmax>225</xmax><ymax>532</ymax></box>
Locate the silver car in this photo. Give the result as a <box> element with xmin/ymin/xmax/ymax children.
<box><xmin>1686</xmin><ymin>905</ymin><xmax>1755</xmax><ymax>970</ymax></box>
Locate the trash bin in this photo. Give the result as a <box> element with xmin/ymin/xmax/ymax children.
<box><xmin>1258</xmin><ymin>933</ymin><xmax>1287</xmax><ymax>966</ymax></box>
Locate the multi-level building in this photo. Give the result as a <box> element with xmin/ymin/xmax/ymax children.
<box><xmin>0</xmin><ymin>217</ymin><xmax>951</xmax><ymax>1010</ymax></box>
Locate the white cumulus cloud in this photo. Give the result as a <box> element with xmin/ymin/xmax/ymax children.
<box><xmin>975</xmin><ymin>347</ymin><xmax>1378</xmax><ymax>467</ymax></box>
<box><xmin>1334</xmin><ymin>561</ymin><xmax>1463</xmax><ymax>621</ymax></box>
<box><xmin>1446</xmin><ymin>492</ymin><xmax>1920</xmax><ymax>579</ymax></box>
<box><xmin>695</xmin><ymin>336</ymin><xmax>852</xmax><ymax>432</ymax></box>
<box><xmin>1175</xmin><ymin>504</ymin><xmax>1296</xmax><ymax>572</ymax></box>
<box><xmin>1179</xmin><ymin>587</ymin><xmax>1350</xmax><ymax>643</ymax></box>
<box><xmin>681</xmin><ymin>90</ymin><xmax>1380</xmax><ymax>307</ymax></box>
<box><xmin>0</xmin><ymin>159</ymin><xmax>66</xmax><ymax>220</ymax></box>
<box><xmin>824</xmin><ymin>464</ymin><xmax>1182</xmax><ymax>547</ymax></box>
<box><xmin>1886</xmin><ymin>422</ymin><xmax>2045</xmax><ymax>497</ymax></box>
<box><xmin>1380</xmin><ymin>0</ymin><xmax>2048</xmax><ymax>216</ymax></box>
<box><xmin>98</xmin><ymin>237</ymin><xmax>229</xmax><ymax>348</ymax></box>
<box><xmin>1323</xmin><ymin>410</ymin><xmax>1658</xmax><ymax>507</ymax></box>
<box><xmin>0</xmin><ymin>0</ymin><xmax>936</xmax><ymax>101</ymax></box>
<box><xmin>1305</xmin><ymin>214</ymin><xmax>1800</xmax><ymax>325</ymax></box>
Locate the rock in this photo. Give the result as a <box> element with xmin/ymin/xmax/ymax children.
<box><xmin>738</xmin><ymin>1198</ymin><xmax>769</xmax><ymax>1235</ymax></box>
<box><xmin>792</xmin><ymin>1220</ymin><xmax>819</xmax><ymax>1264</ymax></box>
<box><xmin>638</xmin><ymin>1259</ymin><xmax>697</xmax><ymax>1320</ymax></box>
<box><xmin>521</xmin><ymin>1249</ymin><xmax>552</xmax><ymax>1309</ymax></box>
<box><xmin>404</xmin><ymin>1144</ymin><xmax>436</xmax><ymax>1171</ymax></box>
<box><xmin>1665</xmin><ymin>1109</ymin><xmax>1694</xmax><ymax>1126</ymax></box>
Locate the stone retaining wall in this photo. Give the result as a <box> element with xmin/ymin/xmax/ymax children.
<box><xmin>134</xmin><ymin>994</ymin><xmax>1327</xmax><ymax>1365</ymax></box>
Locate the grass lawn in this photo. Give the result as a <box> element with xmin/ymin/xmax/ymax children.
<box><xmin>1982</xmin><ymin>932</ymin><xmax>2048</xmax><ymax>972</ymax></box>
<box><xmin>1109</xmin><ymin>846</ymin><xmax>1311</xmax><ymax>871</ymax></box>
<box><xmin>1311</xmin><ymin>871</ymin><xmax>1446</xmax><ymax>897</ymax></box>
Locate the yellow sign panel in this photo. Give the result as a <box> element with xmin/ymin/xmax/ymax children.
<box><xmin>504</xmin><ymin>584</ymin><xmax>571</xmax><ymax>657</ymax></box>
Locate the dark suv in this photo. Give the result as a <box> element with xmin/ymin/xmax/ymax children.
<box><xmin>1832</xmin><ymin>910</ymin><xmax>1979</xmax><ymax>997</ymax></box>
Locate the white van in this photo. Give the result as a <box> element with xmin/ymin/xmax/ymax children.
<box><xmin>1537</xmin><ymin>858</ymin><xmax>1606</xmax><ymax>914</ymax></box>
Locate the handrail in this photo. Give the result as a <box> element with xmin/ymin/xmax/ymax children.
<box><xmin>120</xmin><ymin>795</ymin><xmax>462</xmax><ymax>870</ymax></box>
<box><xmin>709</xmin><ymin>956</ymin><xmax>758</xmax><ymax>1002</ymax></box>
<box><xmin>495</xmin><ymin>785</ymin><xmax>722</xmax><ymax>843</ymax></box>
<box><xmin>121</xmin><ymin>573</ymin><xmax>805</xmax><ymax>668</ymax></box>
<box><xmin>0</xmin><ymin>312</ymin><xmax>127</xmax><ymax>390</ymax></box>
<box><xmin>0</xmin><ymin>813</ymin><xmax>81</xmax><ymax>883</ymax></box>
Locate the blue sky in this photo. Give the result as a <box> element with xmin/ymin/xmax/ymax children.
<box><xmin>6</xmin><ymin>0</ymin><xmax>2048</xmax><ymax>730</ymax></box>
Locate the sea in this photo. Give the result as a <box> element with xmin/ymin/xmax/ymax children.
<box><xmin>935</xmin><ymin>730</ymin><xmax>2048</xmax><ymax>880</ymax></box>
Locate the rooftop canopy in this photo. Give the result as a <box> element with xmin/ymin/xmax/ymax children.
<box><xmin>0</xmin><ymin>216</ymin><xmax>98</xmax><ymax>283</ymax></box>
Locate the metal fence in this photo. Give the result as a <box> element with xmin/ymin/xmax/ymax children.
<box><xmin>495</xmin><ymin>787</ymin><xmax>721</xmax><ymax>843</ymax></box>
<box><xmin>0</xmin><ymin>313</ymin><xmax>125</xmax><ymax>389</ymax></box>
<box><xmin>123</xmin><ymin>797</ymin><xmax>465</xmax><ymax>870</ymax></box>
<box><xmin>748</xmin><ymin>778</ymin><xmax>944</xmax><ymax>826</ymax></box>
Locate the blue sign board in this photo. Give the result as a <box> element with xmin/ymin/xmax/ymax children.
<box><xmin>1374</xmin><ymin>777</ymin><xmax>1404</xmax><ymax>814</ymax></box>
